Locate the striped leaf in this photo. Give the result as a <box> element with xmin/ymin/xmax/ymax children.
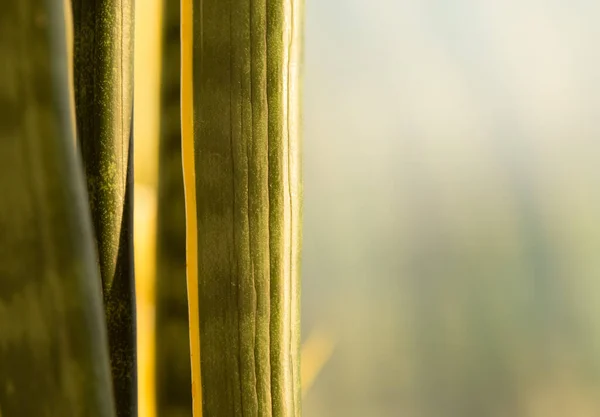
<box><xmin>71</xmin><ymin>0</ymin><xmax>136</xmax><ymax>415</ymax></box>
<box><xmin>181</xmin><ymin>0</ymin><xmax>304</xmax><ymax>415</ymax></box>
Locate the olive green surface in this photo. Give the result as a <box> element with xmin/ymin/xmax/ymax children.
<box><xmin>155</xmin><ymin>0</ymin><xmax>192</xmax><ymax>415</ymax></box>
<box><xmin>71</xmin><ymin>0</ymin><xmax>136</xmax><ymax>415</ymax></box>
<box><xmin>191</xmin><ymin>1</ymin><xmax>303</xmax><ymax>415</ymax></box>
<box><xmin>0</xmin><ymin>0</ymin><xmax>115</xmax><ymax>415</ymax></box>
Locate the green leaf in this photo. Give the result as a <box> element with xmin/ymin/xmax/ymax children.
<box><xmin>183</xmin><ymin>0</ymin><xmax>304</xmax><ymax>415</ymax></box>
<box><xmin>0</xmin><ymin>0</ymin><xmax>115</xmax><ymax>415</ymax></box>
<box><xmin>71</xmin><ymin>0</ymin><xmax>136</xmax><ymax>415</ymax></box>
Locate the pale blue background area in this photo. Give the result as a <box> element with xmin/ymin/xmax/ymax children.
<box><xmin>301</xmin><ymin>1</ymin><xmax>600</xmax><ymax>415</ymax></box>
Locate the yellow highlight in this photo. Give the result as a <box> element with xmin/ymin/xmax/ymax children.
<box><xmin>133</xmin><ymin>0</ymin><xmax>162</xmax><ymax>416</ymax></box>
<box><xmin>180</xmin><ymin>0</ymin><xmax>203</xmax><ymax>415</ymax></box>
<box><xmin>133</xmin><ymin>186</ymin><xmax>157</xmax><ymax>417</ymax></box>
<box><xmin>300</xmin><ymin>327</ymin><xmax>336</xmax><ymax>398</ymax></box>
<box><xmin>63</xmin><ymin>0</ymin><xmax>76</xmax><ymax>148</ymax></box>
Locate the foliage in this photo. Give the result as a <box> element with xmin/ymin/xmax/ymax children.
<box><xmin>0</xmin><ymin>0</ymin><xmax>303</xmax><ymax>416</ymax></box>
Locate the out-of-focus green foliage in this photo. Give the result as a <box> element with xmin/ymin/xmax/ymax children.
<box><xmin>155</xmin><ymin>0</ymin><xmax>192</xmax><ymax>415</ymax></box>
<box><xmin>0</xmin><ymin>0</ymin><xmax>115</xmax><ymax>415</ymax></box>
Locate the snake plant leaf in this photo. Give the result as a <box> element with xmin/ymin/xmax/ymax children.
<box><xmin>71</xmin><ymin>0</ymin><xmax>136</xmax><ymax>415</ymax></box>
<box><xmin>182</xmin><ymin>0</ymin><xmax>304</xmax><ymax>415</ymax></box>
<box><xmin>155</xmin><ymin>0</ymin><xmax>192</xmax><ymax>415</ymax></box>
<box><xmin>0</xmin><ymin>0</ymin><xmax>115</xmax><ymax>415</ymax></box>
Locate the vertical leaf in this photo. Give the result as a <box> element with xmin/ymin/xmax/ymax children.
<box><xmin>155</xmin><ymin>0</ymin><xmax>192</xmax><ymax>415</ymax></box>
<box><xmin>71</xmin><ymin>0</ymin><xmax>136</xmax><ymax>415</ymax></box>
<box><xmin>0</xmin><ymin>0</ymin><xmax>115</xmax><ymax>415</ymax></box>
<box><xmin>182</xmin><ymin>0</ymin><xmax>304</xmax><ymax>415</ymax></box>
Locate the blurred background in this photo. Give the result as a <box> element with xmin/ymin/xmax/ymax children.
<box><xmin>134</xmin><ymin>1</ymin><xmax>600</xmax><ymax>416</ymax></box>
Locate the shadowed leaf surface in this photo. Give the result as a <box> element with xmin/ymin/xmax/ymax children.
<box><xmin>155</xmin><ymin>0</ymin><xmax>192</xmax><ymax>415</ymax></box>
<box><xmin>0</xmin><ymin>0</ymin><xmax>115</xmax><ymax>415</ymax></box>
<box><xmin>71</xmin><ymin>0</ymin><xmax>136</xmax><ymax>415</ymax></box>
